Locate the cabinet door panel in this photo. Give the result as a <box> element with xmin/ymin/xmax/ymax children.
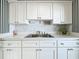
<box><xmin>38</xmin><ymin>3</ymin><xmax>52</xmax><ymax>19</ymax></box>
<box><xmin>3</xmin><ymin>48</ymin><xmax>21</xmax><ymax>59</ymax></box>
<box><xmin>23</xmin><ymin>48</ymin><xmax>37</xmax><ymax>59</ymax></box>
<box><xmin>58</xmin><ymin>48</ymin><xmax>67</xmax><ymax>59</ymax></box>
<box><xmin>16</xmin><ymin>2</ymin><xmax>26</xmax><ymax>24</ymax></box>
<box><xmin>53</xmin><ymin>2</ymin><xmax>72</xmax><ymax>24</ymax></box>
<box><xmin>39</xmin><ymin>48</ymin><xmax>56</xmax><ymax>59</ymax></box>
<box><xmin>68</xmin><ymin>48</ymin><xmax>79</xmax><ymax>59</ymax></box>
<box><xmin>63</xmin><ymin>2</ymin><xmax>72</xmax><ymax>23</ymax></box>
<box><xmin>27</xmin><ymin>3</ymin><xmax>38</xmax><ymax>19</ymax></box>
<box><xmin>53</xmin><ymin>3</ymin><xmax>62</xmax><ymax>24</ymax></box>
<box><xmin>9</xmin><ymin>3</ymin><xmax>16</xmax><ymax>24</ymax></box>
<box><xmin>58</xmin><ymin>48</ymin><xmax>79</xmax><ymax>59</ymax></box>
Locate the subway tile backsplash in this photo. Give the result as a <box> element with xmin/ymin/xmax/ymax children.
<box><xmin>10</xmin><ymin>21</ymin><xmax>72</xmax><ymax>33</ymax></box>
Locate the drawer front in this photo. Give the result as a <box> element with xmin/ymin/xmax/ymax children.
<box><xmin>58</xmin><ymin>41</ymin><xmax>79</xmax><ymax>47</ymax></box>
<box><xmin>22</xmin><ymin>41</ymin><xmax>39</xmax><ymax>47</ymax></box>
<box><xmin>3</xmin><ymin>41</ymin><xmax>21</xmax><ymax>47</ymax></box>
<box><xmin>40</xmin><ymin>41</ymin><xmax>56</xmax><ymax>47</ymax></box>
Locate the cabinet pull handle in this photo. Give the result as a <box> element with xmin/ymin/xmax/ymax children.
<box><xmin>67</xmin><ymin>48</ymin><xmax>73</xmax><ymax>50</ymax></box>
<box><xmin>60</xmin><ymin>43</ymin><xmax>64</xmax><ymax>45</ymax></box>
<box><xmin>37</xmin><ymin>17</ymin><xmax>41</xmax><ymax>19</ymax></box>
<box><xmin>8</xmin><ymin>43</ymin><xmax>12</xmax><ymax>46</ymax></box>
<box><xmin>7</xmin><ymin>49</ymin><xmax>12</xmax><ymax>51</ymax></box>
<box><xmin>36</xmin><ymin>49</ymin><xmax>42</xmax><ymax>51</ymax></box>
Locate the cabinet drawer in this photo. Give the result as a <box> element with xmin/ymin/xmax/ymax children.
<box><xmin>58</xmin><ymin>41</ymin><xmax>79</xmax><ymax>47</ymax></box>
<box><xmin>40</xmin><ymin>41</ymin><xmax>56</xmax><ymax>47</ymax></box>
<box><xmin>3</xmin><ymin>41</ymin><xmax>21</xmax><ymax>47</ymax></box>
<box><xmin>22</xmin><ymin>41</ymin><xmax>39</xmax><ymax>47</ymax></box>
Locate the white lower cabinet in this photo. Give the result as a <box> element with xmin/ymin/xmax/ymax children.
<box><xmin>1</xmin><ymin>40</ymin><xmax>79</xmax><ymax>59</ymax></box>
<box><xmin>58</xmin><ymin>48</ymin><xmax>79</xmax><ymax>59</ymax></box>
<box><xmin>3</xmin><ymin>48</ymin><xmax>21</xmax><ymax>59</ymax></box>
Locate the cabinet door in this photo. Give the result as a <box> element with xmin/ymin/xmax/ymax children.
<box><xmin>3</xmin><ymin>48</ymin><xmax>21</xmax><ymax>59</ymax></box>
<box><xmin>53</xmin><ymin>2</ymin><xmax>72</xmax><ymax>24</ymax></box>
<box><xmin>58</xmin><ymin>48</ymin><xmax>68</xmax><ymax>59</ymax></box>
<box><xmin>27</xmin><ymin>3</ymin><xmax>38</xmax><ymax>19</ymax></box>
<box><xmin>53</xmin><ymin>2</ymin><xmax>63</xmax><ymax>24</ymax></box>
<box><xmin>16</xmin><ymin>2</ymin><xmax>27</xmax><ymax>24</ymax></box>
<box><xmin>38</xmin><ymin>48</ymin><xmax>56</xmax><ymax>59</ymax></box>
<box><xmin>0</xmin><ymin>48</ymin><xmax>3</xmax><ymax>59</ymax></box>
<box><xmin>67</xmin><ymin>48</ymin><xmax>79</xmax><ymax>59</ymax></box>
<box><xmin>9</xmin><ymin>3</ymin><xmax>16</xmax><ymax>24</ymax></box>
<box><xmin>38</xmin><ymin>3</ymin><xmax>52</xmax><ymax>19</ymax></box>
<box><xmin>58</xmin><ymin>48</ymin><xmax>79</xmax><ymax>59</ymax></box>
<box><xmin>63</xmin><ymin>2</ymin><xmax>72</xmax><ymax>24</ymax></box>
<box><xmin>23</xmin><ymin>48</ymin><xmax>37</xmax><ymax>59</ymax></box>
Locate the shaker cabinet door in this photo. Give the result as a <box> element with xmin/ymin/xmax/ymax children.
<box><xmin>38</xmin><ymin>3</ymin><xmax>52</xmax><ymax>19</ymax></box>
<box><xmin>3</xmin><ymin>48</ymin><xmax>21</xmax><ymax>59</ymax></box>
<box><xmin>23</xmin><ymin>48</ymin><xmax>37</xmax><ymax>59</ymax></box>
<box><xmin>53</xmin><ymin>2</ymin><xmax>62</xmax><ymax>24</ymax></box>
<box><xmin>9</xmin><ymin>3</ymin><xmax>16</xmax><ymax>24</ymax></box>
<box><xmin>53</xmin><ymin>2</ymin><xmax>72</xmax><ymax>24</ymax></box>
<box><xmin>16</xmin><ymin>2</ymin><xmax>27</xmax><ymax>24</ymax></box>
<box><xmin>58</xmin><ymin>48</ymin><xmax>79</xmax><ymax>59</ymax></box>
<box><xmin>39</xmin><ymin>48</ymin><xmax>56</xmax><ymax>59</ymax></box>
<box><xmin>27</xmin><ymin>3</ymin><xmax>38</xmax><ymax>19</ymax></box>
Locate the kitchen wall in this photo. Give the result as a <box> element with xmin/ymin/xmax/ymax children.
<box><xmin>10</xmin><ymin>21</ymin><xmax>72</xmax><ymax>33</ymax></box>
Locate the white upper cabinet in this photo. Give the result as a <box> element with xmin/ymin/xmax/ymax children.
<box><xmin>53</xmin><ymin>2</ymin><xmax>72</xmax><ymax>24</ymax></box>
<box><xmin>27</xmin><ymin>2</ymin><xmax>52</xmax><ymax>20</ymax></box>
<box><xmin>9</xmin><ymin>1</ymin><xmax>72</xmax><ymax>24</ymax></box>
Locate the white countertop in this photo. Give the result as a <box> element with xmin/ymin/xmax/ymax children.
<box><xmin>0</xmin><ymin>32</ymin><xmax>79</xmax><ymax>41</ymax></box>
